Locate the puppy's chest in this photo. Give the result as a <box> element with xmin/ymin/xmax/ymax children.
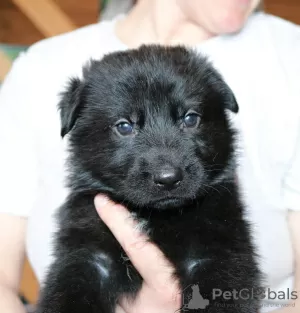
<box><xmin>136</xmin><ymin>213</ymin><xmax>211</xmax><ymax>268</ymax></box>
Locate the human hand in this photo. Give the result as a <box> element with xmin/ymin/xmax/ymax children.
<box><xmin>94</xmin><ymin>195</ymin><xmax>181</xmax><ymax>313</ymax></box>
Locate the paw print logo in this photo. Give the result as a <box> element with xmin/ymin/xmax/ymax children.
<box><xmin>181</xmin><ymin>284</ymin><xmax>209</xmax><ymax>311</ymax></box>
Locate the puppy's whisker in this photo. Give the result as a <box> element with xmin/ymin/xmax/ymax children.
<box><xmin>218</xmin><ymin>184</ymin><xmax>233</xmax><ymax>195</ymax></box>
<box><xmin>203</xmin><ymin>169</ymin><xmax>222</xmax><ymax>173</ymax></box>
<box><xmin>203</xmin><ymin>163</ymin><xmax>225</xmax><ymax>169</ymax></box>
<box><xmin>199</xmin><ymin>187</ymin><xmax>209</xmax><ymax>195</ymax></box>
<box><xmin>202</xmin><ymin>183</ymin><xmax>221</xmax><ymax>195</ymax></box>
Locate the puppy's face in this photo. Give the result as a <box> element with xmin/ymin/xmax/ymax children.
<box><xmin>60</xmin><ymin>46</ymin><xmax>238</xmax><ymax>210</ymax></box>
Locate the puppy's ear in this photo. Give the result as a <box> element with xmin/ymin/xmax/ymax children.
<box><xmin>220</xmin><ymin>82</ymin><xmax>239</xmax><ymax>113</ymax></box>
<box><xmin>58</xmin><ymin>77</ymin><xmax>84</xmax><ymax>137</ymax></box>
<box><xmin>224</xmin><ymin>89</ymin><xmax>239</xmax><ymax>113</ymax></box>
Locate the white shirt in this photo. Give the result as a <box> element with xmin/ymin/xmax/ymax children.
<box><xmin>0</xmin><ymin>13</ymin><xmax>299</xmax><ymax>312</ymax></box>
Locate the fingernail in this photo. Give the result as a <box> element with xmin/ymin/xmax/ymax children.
<box><xmin>94</xmin><ymin>195</ymin><xmax>109</xmax><ymax>209</ymax></box>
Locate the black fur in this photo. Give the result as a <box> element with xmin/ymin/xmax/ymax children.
<box><xmin>36</xmin><ymin>45</ymin><xmax>261</xmax><ymax>313</ymax></box>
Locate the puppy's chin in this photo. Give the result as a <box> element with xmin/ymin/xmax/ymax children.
<box><xmin>147</xmin><ymin>197</ymin><xmax>193</xmax><ymax>210</ymax></box>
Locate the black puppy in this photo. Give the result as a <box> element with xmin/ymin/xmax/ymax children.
<box><xmin>37</xmin><ymin>45</ymin><xmax>261</xmax><ymax>313</ymax></box>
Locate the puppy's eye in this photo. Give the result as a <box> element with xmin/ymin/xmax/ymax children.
<box><xmin>115</xmin><ymin>121</ymin><xmax>134</xmax><ymax>136</ymax></box>
<box><xmin>183</xmin><ymin>112</ymin><xmax>200</xmax><ymax>128</ymax></box>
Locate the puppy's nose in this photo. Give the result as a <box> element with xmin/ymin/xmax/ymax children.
<box><xmin>154</xmin><ymin>167</ymin><xmax>183</xmax><ymax>188</ymax></box>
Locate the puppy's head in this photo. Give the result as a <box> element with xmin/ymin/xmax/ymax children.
<box><xmin>59</xmin><ymin>45</ymin><xmax>238</xmax><ymax>210</ymax></box>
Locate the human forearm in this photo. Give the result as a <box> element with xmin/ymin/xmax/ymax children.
<box><xmin>0</xmin><ymin>214</ymin><xmax>28</xmax><ymax>313</ymax></box>
<box><xmin>289</xmin><ymin>211</ymin><xmax>300</xmax><ymax>295</ymax></box>
<box><xmin>0</xmin><ymin>283</ymin><xmax>26</xmax><ymax>313</ymax></box>
<box><xmin>274</xmin><ymin>211</ymin><xmax>300</xmax><ymax>313</ymax></box>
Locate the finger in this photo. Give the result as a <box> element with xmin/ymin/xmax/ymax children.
<box><xmin>119</xmin><ymin>283</ymin><xmax>182</xmax><ymax>313</ymax></box>
<box><xmin>115</xmin><ymin>304</ymin><xmax>128</xmax><ymax>313</ymax></box>
<box><xmin>94</xmin><ymin>195</ymin><xmax>179</xmax><ymax>294</ymax></box>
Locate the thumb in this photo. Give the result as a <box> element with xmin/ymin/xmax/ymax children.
<box><xmin>94</xmin><ymin>194</ymin><xmax>179</xmax><ymax>294</ymax></box>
